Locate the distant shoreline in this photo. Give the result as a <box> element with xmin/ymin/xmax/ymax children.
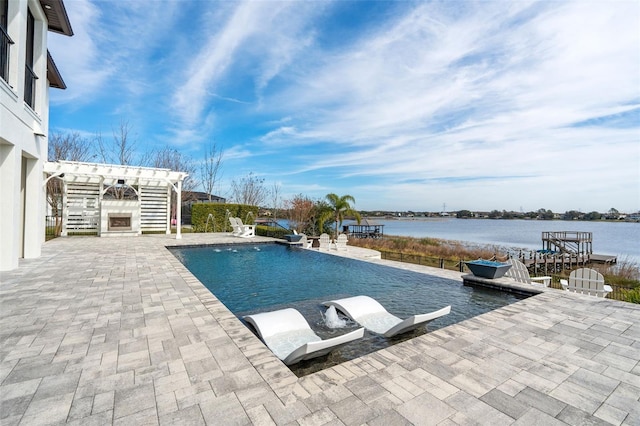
<box><xmin>363</xmin><ymin>216</ymin><xmax>639</xmax><ymax>224</ymax></box>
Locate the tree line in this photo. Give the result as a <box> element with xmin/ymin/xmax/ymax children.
<box><xmin>455</xmin><ymin>208</ymin><xmax>625</xmax><ymax>220</ymax></box>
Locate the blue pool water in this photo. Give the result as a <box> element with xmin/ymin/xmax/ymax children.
<box><xmin>171</xmin><ymin>243</ymin><xmax>527</xmax><ymax>375</ymax></box>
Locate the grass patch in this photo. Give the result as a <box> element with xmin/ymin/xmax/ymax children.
<box><xmin>348</xmin><ymin>235</ymin><xmax>504</xmax><ymax>261</ymax></box>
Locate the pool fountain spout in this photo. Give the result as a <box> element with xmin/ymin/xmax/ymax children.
<box><xmin>323</xmin><ymin>305</ymin><xmax>347</xmax><ymax>328</ymax></box>
<box><xmin>205</xmin><ymin>213</ymin><xmax>216</xmax><ymax>233</ymax></box>
<box><xmin>224</xmin><ymin>210</ymin><xmax>232</xmax><ymax>233</ymax></box>
<box><xmin>245</xmin><ymin>211</ymin><xmax>255</xmax><ymax>225</ymax></box>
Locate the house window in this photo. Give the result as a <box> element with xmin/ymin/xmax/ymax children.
<box><xmin>0</xmin><ymin>0</ymin><xmax>12</xmax><ymax>83</ymax></box>
<box><xmin>24</xmin><ymin>9</ymin><xmax>38</xmax><ymax>108</ymax></box>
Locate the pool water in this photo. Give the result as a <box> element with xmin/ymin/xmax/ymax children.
<box><xmin>170</xmin><ymin>243</ymin><xmax>527</xmax><ymax>375</ymax></box>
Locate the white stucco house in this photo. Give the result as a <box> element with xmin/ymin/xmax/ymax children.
<box><xmin>0</xmin><ymin>0</ymin><xmax>73</xmax><ymax>271</ymax></box>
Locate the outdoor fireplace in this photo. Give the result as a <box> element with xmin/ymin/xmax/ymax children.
<box><xmin>100</xmin><ymin>200</ymin><xmax>140</xmax><ymax>236</ymax></box>
<box><xmin>108</xmin><ymin>214</ymin><xmax>132</xmax><ymax>231</ymax></box>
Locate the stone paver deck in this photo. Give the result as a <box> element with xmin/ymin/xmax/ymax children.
<box><xmin>1</xmin><ymin>234</ymin><xmax>639</xmax><ymax>425</ymax></box>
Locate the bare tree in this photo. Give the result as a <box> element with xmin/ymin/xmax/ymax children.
<box><xmin>97</xmin><ymin>119</ymin><xmax>137</xmax><ymax>166</ymax></box>
<box><xmin>270</xmin><ymin>182</ymin><xmax>282</xmax><ymax>222</ymax></box>
<box><xmin>147</xmin><ymin>146</ymin><xmax>197</xmax><ymax>226</ymax></box>
<box><xmin>230</xmin><ymin>172</ymin><xmax>267</xmax><ymax>206</ymax></box>
<box><xmin>46</xmin><ymin>131</ymin><xmax>96</xmax><ymax>235</ymax></box>
<box><xmin>199</xmin><ymin>142</ymin><xmax>224</xmax><ymax>201</ymax></box>
<box><xmin>147</xmin><ymin>146</ymin><xmax>196</xmax><ymax>191</ymax></box>
<box><xmin>95</xmin><ymin>120</ymin><xmax>139</xmax><ymax>199</ymax></box>
<box><xmin>48</xmin><ymin>131</ymin><xmax>95</xmax><ymax>163</ymax></box>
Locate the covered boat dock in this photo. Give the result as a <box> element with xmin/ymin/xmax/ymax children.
<box><xmin>343</xmin><ymin>218</ymin><xmax>384</xmax><ymax>238</ymax></box>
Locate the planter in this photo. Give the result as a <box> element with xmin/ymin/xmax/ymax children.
<box><xmin>465</xmin><ymin>260</ymin><xmax>512</xmax><ymax>279</ymax></box>
<box><xmin>284</xmin><ymin>234</ymin><xmax>303</xmax><ymax>243</ymax></box>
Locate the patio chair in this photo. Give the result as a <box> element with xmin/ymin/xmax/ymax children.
<box><xmin>228</xmin><ymin>217</ymin><xmax>243</xmax><ymax>236</ymax></box>
<box><xmin>318</xmin><ymin>233</ymin><xmax>332</xmax><ymax>250</ymax></box>
<box><xmin>244</xmin><ymin>308</ymin><xmax>364</xmax><ymax>365</ymax></box>
<box><xmin>504</xmin><ymin>258</ymin><xmax>551</xmax><ymax>287</ymax></box>
<box><xmin>560</xmin><ymin>268</ymin><xmax>612</xmax><ymax>298</ymax></box>
<box><xmin>334</xmin><ymin>233</ymin><xmax>348</xmax><ymax>251</ymax></box>
<box><xmin>323</xmin><ymin>295</ymin><xmax>451</xmax><ymax>338</ymax></box>
<box><xmin>298</xmin><ymin>233</ymin><xmax>312</xmax><ymax>248</ymax></box>
<box><xmin>235</xmin><ymin>217</ymin><xmax>255</xmax><ymax>238</ymax></box>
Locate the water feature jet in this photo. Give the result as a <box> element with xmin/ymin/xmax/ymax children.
<box><xmin>323</xmin><ymin>305</ymin><xmax>347</xmax><ymax>328</ymax></box>
<box><xmin>205</xmin><ymin>213</ymin><xmax>216</xmax><ymax>233</ymax></box>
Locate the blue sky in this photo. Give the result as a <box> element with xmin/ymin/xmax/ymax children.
<box><xmin>48</xmin><ymin>0</ymin><xmax>640</xmax><ymax>213</ymax></box>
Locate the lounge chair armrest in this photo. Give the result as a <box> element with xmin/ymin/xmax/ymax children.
<box><xmin>530</xmin><ymin>276</ymin><xmax>552</xmax><ymax>287</ymax></box>
<box><xmin>560</xmin><ymin>279</ymin><xmax>568</xmax><ymax>290</ymax></box>
<box><xmin>383</xmin><ymin>305</ymin><xmax>451</xmax><ymax>338</ymax></box>
<box><xmin>283</xmin><ymin>328</ymin><xmax>364</xmax><ymax>365</ymax></box>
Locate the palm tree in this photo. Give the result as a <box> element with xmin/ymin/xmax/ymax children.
<box><xmin>319</xmin><ymin>193</ymin><xmax>361</xmax><ymax>237</ymax></box>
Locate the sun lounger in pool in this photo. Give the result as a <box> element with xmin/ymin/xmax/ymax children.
<box><xmin>243</xmin><ymin>308</ymin><xmax>364</xmax><ymax>365</ymax></box>
<box><xmin>323</xmin><ymin>295</ymin><xmax>451</xmax><ymax>338</ymax></box>
<box><xmin>560</xmin><ymin>268</ymin><xmax>612</xmax><ymax>298</ymax></box>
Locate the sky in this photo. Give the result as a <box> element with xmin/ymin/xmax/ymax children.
<box><xmin>48</xmin><ymin>0</ymin><xmax>640</xmax><ymax>213</ymax></box>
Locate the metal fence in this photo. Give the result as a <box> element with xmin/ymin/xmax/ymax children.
<box><xmin>45</xmin><ymin>215</ymin><xmax>60</xmax><ymax>240</ymax></box>
<box><xmin>380</xmin><ymin>251</ymin><xmax>468</xmax><ymax>272</ymax></box>
<box><xmin>379</xmin><ymin>249</ymin><xmax>637</xmax><ymax>303</ymax></box>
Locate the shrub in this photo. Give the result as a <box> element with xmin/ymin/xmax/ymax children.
<box><xmin>256</xmin><ymin>225</ymin><xmax>289</xmax><ymax>239</ymax></box>
<box><xmin>621</xmin><ymin>287</ymin><xmax>640</xmax><ymax>304</ymax></box>
<box><xmin>191</xmin><ymin>203</ymin><xmax>258</xmax><ymax>233</ymax></box>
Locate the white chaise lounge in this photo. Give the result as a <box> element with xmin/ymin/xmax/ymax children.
<box><xmin>504</xmin><ymin>258</ymin><xmax>551</xmax><ymax>287</ymax></box>
<box><xmin>244</xmin><ymin>308</ymin><xmax>364</xmax><ymax>365</ymax></box>
<box><xmin>560</xmin><ymin>268</ymin><xmax>612</xmax><ymax>298</ymax></box>
<box><xmin>323</xmin><ymin>295</ymin><xmax>451</xmax><ymax>338</ymax></box>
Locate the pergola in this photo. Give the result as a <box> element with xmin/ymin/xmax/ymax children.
<box><xmin>43</xmin><ymin>161</ymin><xmax>188</xmax><ymax>239</ymax></box>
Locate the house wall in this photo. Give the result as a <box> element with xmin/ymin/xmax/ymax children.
<box><xmin>1</xmin><ymin>0</ymin><xmax>52</xmax><ymax>271</ymax></box>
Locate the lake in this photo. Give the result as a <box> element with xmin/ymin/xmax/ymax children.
<box><xmin>369</xmin><ymin>218</ymin><xmax>639</xmax><ymax>262</ymax></box>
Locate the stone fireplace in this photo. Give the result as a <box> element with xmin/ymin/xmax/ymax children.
<box><xmin>100</xmin><ymin>200</ymin><xmax>140</xmax><ymax>236</ymax></box>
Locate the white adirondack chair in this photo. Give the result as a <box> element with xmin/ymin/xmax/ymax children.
<box><xmin>504</xmin><ymin>258</ymin><xmax>551</xmax><ymax>287</ymax></box>
<box><xmin>560</xmin><ymin>268</ymin><xmax>612</xmax><ymax>298</ymax></box>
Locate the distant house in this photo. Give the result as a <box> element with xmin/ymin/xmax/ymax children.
<box><xmin>181</xmin><ymin>191</ymin><xmax>226</xmax><ymax>225</ymax></box>
<box><xmin>184</xmin><ymin>191</ymin><xmax>226</xmax><ymax>204</ymax></box>
<box><xmin>1</xmin><ymin>0</ymin><xmax>73</xmax><ymax>271</ymax></box>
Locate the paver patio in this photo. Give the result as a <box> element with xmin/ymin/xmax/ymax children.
<box><xmin>1</xmin><ymin>234</ymin><xmax>639</xmax><ymax>425</ymax></box>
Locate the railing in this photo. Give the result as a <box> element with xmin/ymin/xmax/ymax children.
<box><xmin>380</xmin><ymin>250</ymin><xmax>469</xmax><ymax>272</ymax></box>
<box><xmin>0</xmin><ymin>25</ymin><xmax>13</xmax><ymax>82</ymax></box>
<box><xmin>24</xmin><ymin>63</ymin><xmax>38</xmax><ymax>108</ymax></box>
<box><xmin>380</xmin><ymin>248</ymin><xmax>638</xmax><ymax>304</ymax></box>
<box><xmin>45</xmin><ymin>215</ymin><xmax>61</xmax><ymax>240</ymax></box>
<box><xmin>541</xmin><ymin>231</ymin><xmax>592</xmax><ymax>255</ymax></box>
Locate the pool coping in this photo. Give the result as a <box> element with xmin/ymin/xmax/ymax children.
<box><xmin>1</xmin><ymin>233</ymin><xmax>639</xmax><ymax>425</ymax></box>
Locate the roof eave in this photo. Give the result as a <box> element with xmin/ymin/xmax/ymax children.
<box><xmin>40</xmin><ymin>0</ymin><xmax>73</xmax><ymax>36</ymax></box>
<box><xmin>47</xmin><ymin>51</ymin><xmax>66</xmax><ymax>89</ymax></box>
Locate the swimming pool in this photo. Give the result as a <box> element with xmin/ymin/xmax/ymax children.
<box><xmin>170</xmin><ymin>243</ymin><xmax>527</xmax><ymax>375</ymax></box>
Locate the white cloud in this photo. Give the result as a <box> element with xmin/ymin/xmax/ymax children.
<box><xmin>46</xmin><ymin>0</ymin><xmax>639</xmax><ymax>212</ymax></box>
<box><xmin>247</xmin><ymin>0</ymin><xmax>639</xmax><ymax>211</ymax></box>
<box><xmin>171</xmin><ymin>1</ymin><xmax>326</xmax><ymax>132</ymax></box>
<box><xmin>48</xmin><ymin>0</ymin><xmax>109</xmax><ymax>103</ymax></box>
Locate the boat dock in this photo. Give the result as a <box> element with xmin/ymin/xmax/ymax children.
<box><xmin>515</xmin><ymin>231</ymin><xmax>617</xmax><ymax>274</ymax></box>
